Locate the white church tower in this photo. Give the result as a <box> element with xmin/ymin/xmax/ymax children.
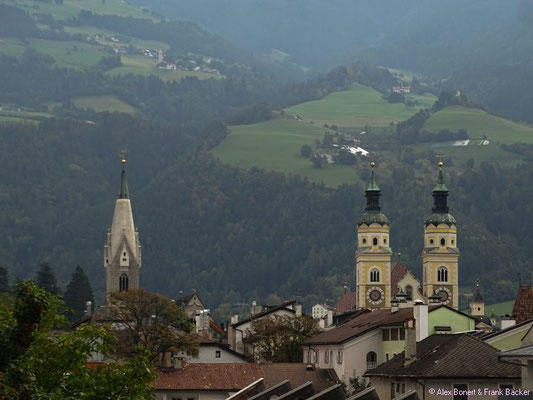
<box><xmin>104</xmin><ymin>155</ymin><xmax>141</xmax><ymax>295</ymax></box>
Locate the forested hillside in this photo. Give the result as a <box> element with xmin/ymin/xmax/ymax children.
<box><xmin>1</xmin><ymin>0</ymin><xmax>533</xmax><ymax>320</ymax></box>
<box><xmin>132</xmin><ymin>0</ymin><xmax>533</xmax><ymax>76</ymax></box>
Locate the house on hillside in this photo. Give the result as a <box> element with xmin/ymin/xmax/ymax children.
<box><xmin>302</xmin><ymin>303</ymin><xmax>475</xmax><ymax>386</ymax></box>
<box><xmin>365</xmin><ymin>333</ymin><xmax>520</xmax><ymax>400</ymax></box>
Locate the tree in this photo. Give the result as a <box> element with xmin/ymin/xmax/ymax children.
<box><xmin>64</xmin><ymin>266</ymin><xmax>95</xmax><ymax>322</ymax></box>
<box><xmin>300</xmin><ymin>144</ymin><xmax>312</xmax><ymax>158</ymax></box>
<box><xmin>0</xmin><ymin>280</ymin><xmax>155</xmax><ymax>400</ymax></box>
<box><xmin>246</xmin><ymin>314</ymin><xmax>320</xmax><ymax>362</ymax></box>
<box><xmin>0</xmin><ymin>264</ymin><xmax>8</xmax><ymax>293</ymax></box>
<box><xmin>36</xmin><ymin>262</ymin><xmax>60</xmax><ymax>294</ymax></box>
<box><xmin>311</xmin><ymin>153</ymin><xmax>325</xmax><ymax>168</ymax></box>
<box><xmin>107</xmin><ymin>289</ymin><xmax>197</xmax><ymax>361</ymax></box>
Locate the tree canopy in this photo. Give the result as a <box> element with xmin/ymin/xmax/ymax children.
<box><xmin>0</xmin><ymin>281</ymin><xmax>155</xmax><ymax>400</ymax></box>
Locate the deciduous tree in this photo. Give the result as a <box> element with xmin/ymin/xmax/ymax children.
<box><xmin>107</xmin><ymin>289</ymin><xmax>197</xmax><ymax>362</ymax></box>
<box><xmin>246</xmin><ymin>314</ymin><xmax>320</xmax><ymax>362</ymax></box>
<box><xmin>0</xmin><ymin>281</ymin><xmax>155</xmax><ymax>400</ymax></box>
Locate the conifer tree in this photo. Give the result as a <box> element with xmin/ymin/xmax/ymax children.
<box><xmin>36</xmin><ymin>262</ymin><xmax>60</xmax><ymax>295</ymax></box>
<box><xmin>64</xmin><ymin>266</ymin><xmax>94</xmax><ymax>322</ymax></box>
<box><xmin>0</xmin><ymin>265</ymin><xmax>8</xmax><ymax>293</ymax></box>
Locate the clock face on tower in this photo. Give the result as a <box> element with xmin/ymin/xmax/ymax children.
<box><xmin>436</xmin><ymin>287</ymin><xmax>452</xmax><ymax>304</ymax></box>
<box><xmin>367</xmin><ymin>286</ymin><xmax>385</xmax><ymax>305</ymax></box>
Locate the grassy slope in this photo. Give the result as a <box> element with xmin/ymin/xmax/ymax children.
<box><xmin>485</xmin><ymin>300</ymin><xmax>514</xmax><ymax>316</ymax></box>
<box><xmin>4</xmin><ymin>0</ymin><xmax>152</xmax><ymax>20</ymax></box>
<box><xmin>73</xmin><ymin>95</ymin><xmax>137</xmax><ymax>114</ymax></box>
<box><xmin>285</xmin><ymin>83</ymin><xmax>436</xmax><ymax>128</ymax></box>
<box><xmin>215</xmin><ymin>87</ymin><xmax>533</xmax><ymax>187</ymax></box>
<box><xmin>425</xmin><ymin>106</ymin><xmax>533</xmax><ymax>144</ymax></box>
<box><xmin>107</xmin><ymin>55</ymin><xmax>223</xmax><ymax>82</ymax></box>
<box><xmin>213</xmin><ymin>113</ymin><xmax>359</xmax><ymax>187</ymax></box>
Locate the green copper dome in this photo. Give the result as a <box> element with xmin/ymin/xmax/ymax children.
<box><xmin>358</xmin><ymin>211</ymin><xmax>390</xmax><ymax>226</ymax></box>
<box><xmin>425</xmin><ymin>213</ymin><xmax>456</xmax><ymax>226</ymax></box>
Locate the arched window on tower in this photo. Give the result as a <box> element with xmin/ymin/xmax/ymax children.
<box><xmin>405</xmin><ymin>285</ymin><xmax>413</xmax><ymax>300</ymax></box>
<box><xmin>437</xmin><ymin>266</ymin><xmax>448</xmax><ymax>282</ymax></box>
<box><xmin>370</xmin><ymin>268</ymin><xmax>380</xmax><ymax>282</ymax></box>
<box><xmin>119</xmin><ymin>273</ymin><xmax>129</xmax><ymax>291</ymax></box>
<box><xmin>366</xmin><ymin>351</ymin><xmax>377</xmax><ymax>370</ymax></box>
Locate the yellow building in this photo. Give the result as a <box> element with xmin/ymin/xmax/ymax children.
<box><xmin>356</xmin><ymin>163</ymin><xmax>392</xmax><ymax>309</ymax></box>
<box><xmin>422</xmin><ymin>162</ymin><xmax>460</xmax><ymax>309</ymax></box>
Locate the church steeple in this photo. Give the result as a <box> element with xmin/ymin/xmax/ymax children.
<box><xmin>118</xmin><ymin>159</ymin><xmax>129</xmax><ymax>199</ymax></box>
<box><xmin>422</xmin><ymin>161</ymin><xmax>459</xmax><ymax>309</ymax></box>
<box><xmin>104</xmin><ymin>154</ymin><xmax>141</xmax><ymax>296</ymax></box>
<box><xmin>431</xmin><ymin>162</ymin><xmax>449</xmax><ymax>214</ymax></box>
<box><xmin>365</xmin><ymin>161</ymin><xmax>381</xmax><ymax>212</ymax></box>
<box><xmin>356</xmin><ymin>162</ymin><xmax>392</xmax><ymax>309</ymax></box>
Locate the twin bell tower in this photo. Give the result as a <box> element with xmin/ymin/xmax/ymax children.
<box><xmin>355</xmin><ymin>161</ymin><xmax>459</xmax><ymax>310</ymax></box>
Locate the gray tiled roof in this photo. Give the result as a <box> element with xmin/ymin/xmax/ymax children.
<box><xmin>364</xmin><ymin>334</ymin><xmax>520</xmax><ymax>379</ymax></box>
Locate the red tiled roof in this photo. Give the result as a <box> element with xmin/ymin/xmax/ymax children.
<box><xmin>334</xmin><ymin>291</ymin><xmax>357</xmax><ymax>313</ymax></box>
<box><xmin>391</xmin><ymin>261</ymin><xmax>424</xmax><ymax>296</ymax></box>
<box><xmin>391</xmin><ymin>262</ymin><xmax>408</xmax><ymax>296</ymax></box>
<box><xmin>153</xmin><ymin>363</ymin><xmax>339</xmax><ymax>391</ymax></box>
<box><xmin>512</xmin><ymin>285</ymin><xmax>533</xmax><ymax>323</ymax></box>
<box><xmin>155</xmin><ymin>363</ymin><xmax>263</xmax><ymax>390</ymax></box>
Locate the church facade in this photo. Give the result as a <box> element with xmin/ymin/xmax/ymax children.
<box><xmin>356</xmin><ymin>161</ymin><xmax>460</xmax><ymax>310</ymax></box>
<box><xmin>104</xmin><ymin>158</ymin><xmax>141</xmax><ymax>295</ymax></box>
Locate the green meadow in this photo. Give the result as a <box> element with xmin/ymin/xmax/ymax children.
<box><xmin>63</xmin><ymin>26</ymin><xmax>170</xmax><ymax>51</ymax></box>
<box><xmin>213</xmin><ymin>114</ymin><xmax>359</xmax><ymax>187</ymax></box>
<box><xmin>285</xmin><ymin>84</ymin><xmax>436</xmax><ymax>128</ymax></box>
<box><xmin>7</xmin><ymin>0</ymin><xmax>152</xmax><ymax>21</ymax></box>
<box><xmin>0</xmin><ymin>38</ymin><xmax>104</xmax><ymax>68</ymax></box>
<box><xmin>485</xmin><ymin>300</ymin><xmax>514</xmax><ymax>316</ymax></box>
<box><xmin>424</xmin><ymin>106</ymin><xmax>533</xmax><ymax>144</ymax></box>
<box><xmin>107</xmin><ymin>55</ymin><xmax>223</xmax><ymax>82</ymax></box>
<box><xmin>73</xmin><ymin>95</ymin><xmax>137</xmax><ymax>114</ymax></box>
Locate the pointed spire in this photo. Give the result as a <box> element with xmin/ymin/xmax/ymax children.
<box><xmin>365</xmin><ymin>161</ymin><xmax>381</xmax><ymax>211</ymax></box>
<box><xmin>472</xmin><ymin>281</ymin><xmax>484</xmax><ymax>303</ymax></box>
<box><xmin>431</xmin><ymin>161</ymin><xmax>449</xmax><ymax>213</ymax></box>
<box><xmin>118</xmin><ymin>156</ymin><xmax>129</xmax><ymax>199</ymax></box>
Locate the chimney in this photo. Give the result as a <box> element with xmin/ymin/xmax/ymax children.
<box><xmin>391</xmin><ymin>297</ymin><xmax>399</xmax><ymax>313</ymax></box>
<box><xmin>230</xmin><ymin>314</ymin><xmax>239</xmax><ymax>325</ymax></box>
<box><xmin>326</xmin><ymin>309</ymin><xmax>333</xmax><ymax>327</ymax></box>
<box><xmin>295</xmin><ymin>302</ymin><xmax>303</xmax><ymax>317</ymax></box>
<box><xmin>404</xmin><ymin>319</ymin><xmax>417</xmax><ymax>366</ymax></box>
<box><xmin>413</xmin><ymin>300</ymin><xmax>428</xmax><ymax>342</ymax></box>
<box><xmin>161</xmin><ymin>351</ymin><xmax>172</xmax><ymax>368</ymax></box>
<box><xmin>195</xmin><ymin>310</ymin><xmax>210</xmax><ymax>338</ymax></box>
<box><xmin>250</xmin><ymin>301</ymin><xmax>263</xmax><ymax>316</ymax></box>
<box><xmin>501</xmin><ymin>316</ymin><xmax>516</xmax><ymax>330</ymax></box>
<box><xmin>85</xmin><ymin>301</ymin><xmax>92</xmax><ymax>317</ymax></box>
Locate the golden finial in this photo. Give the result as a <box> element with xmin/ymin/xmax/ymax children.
<box><xmin>119</xmin><ymin>149</ymin><xmax>127</xmax><ymax>164</ymax></box>
<box><xmin>436</xmin><ymin>153</ymin><xmax>445</xmax><ymax>169</ymax></box>
<box><xmin>370</xmin><ymin>161</ymin><xmax>376</xmax><ymax>169</ymax></box>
